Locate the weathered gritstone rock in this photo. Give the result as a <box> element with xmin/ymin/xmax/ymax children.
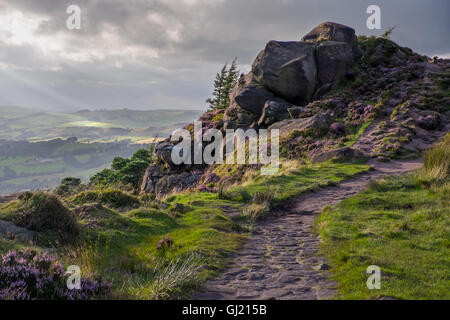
<box><xmin>142</xmin><ymin>21</ymin><xmax>449</xmax><ymax>196</ymax></box>
<box><xmin>0</xmin><ymin>220</ymin><xmax>35</xmax><ymax>243</ymax></box>
<box><xmin>310</xmin><ymin>146</ymin><xmax>363</xmax><ymax>164</ymax></box>
<box><xmin>194</xmin><ymin>158</ymin><xmax>423</xmax><ymax>300</ymax></box>
<box><xmin>258</xmin><ymin>100</ymin><xmax>296</xmax><ymax>126</ymax></box>
<box><xmin>269</xmin><ymin>112</ymin><xmax>331</xmax><ymax>138</ymax></box>
<box><xmin>316</xmin><ymin>41</ymin><xmax>354</xmax><ymax>87</ymax></box>
<box><xmin>301</xmin><ymin>21</ymin><xmax>358</xmax><ymax>48</ymax></box>
<box><xmin>252</xmin><ymin>41</ymin><xmax>317</xmax><ymax>105</ymax></box>
<box><xmin>225</xmin><ymin>22</ymin><xmax>359</xmax><ymax>128</ymax></box>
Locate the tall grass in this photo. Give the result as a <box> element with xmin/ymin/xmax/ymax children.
<box><xmin>423</xmin><ymin>133</ymin><xmax>450</xmax><ymax>181</ymax></box>
<box><xmin>119</xmin><ymin>253</ymin><xmax>204</xmax><ymax>300</ymax></box>
<box><xmin>150</xmin><ymin>254</ymin><xmax>203</xmax><ymax>299</ymax></box>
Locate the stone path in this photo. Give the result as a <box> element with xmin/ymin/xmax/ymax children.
<box><xmin>194</xmin><ymin>158</ymin><xmax>423</xmax><ymax>300</ymax></box>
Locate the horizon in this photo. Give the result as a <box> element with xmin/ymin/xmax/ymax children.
<box><xmin>0</xmin><ymin>0</ymin><xmax>449</xmax><ymax>112</ymax></box>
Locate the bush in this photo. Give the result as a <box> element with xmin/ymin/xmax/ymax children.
<box><xmin>72</xmin><ymin>189</ymin><xmax>141</xmax><ymax>209</ymax></box>
<box><xmin>15</xmin><ymin>192</ymin><xmax>79</xmax><ymax>244</ymax></box>
<box><xmin>55</xmin><ymin>177</ymin><xmax>83</xmax><ymax>196</ymax></box>
<box><xmin>0</xmin><ymin>250</ymin><xmax>110</xmax><ymax>300</ymax></box>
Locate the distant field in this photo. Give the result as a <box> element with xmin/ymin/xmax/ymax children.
<box><xmin>0</xmin><ymin>106</ymin><xmax>202</xmax><ymax>141</ymax></box>
<box><xmin>0</xmin><ymin>136</ymin><xmax>148</xmax><ymax>195</ymax></box>
<box><xmin>0</xmin><ymin>106</ymin><xmax>202</xmax><ymax>195</ymax></box>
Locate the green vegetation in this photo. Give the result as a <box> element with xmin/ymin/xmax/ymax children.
<box><xmin>0</xmin><ymin>192</ymin><xmax>79</xmax><ymax>244</ymax></box>
<box><xmin>0</xmin><ymin>138</ymin><xmax>146</xmax><ymax>195</ymax></box>
<box><xmin>90</xmin><ymin>147</ymin><xmax>155</xmax><ymax>189</ymax></box>
<box><xmin>0</xmin><ymin>157</ymin><xmax>370</xmax><ymax>299</ymax></box>
<box><xmin>316</xmin><ymin>134</ymin><xmax>450</xmax><ymax>299</ymax></box>
<box><xmin>71</xmin><ymin>189</ymin><xmax>141</xmax><ymax>210</ymax></box>
<box><xmin>227</xmin><ymin>162</ymin><xmax>370</xmax><ymax>204</ymax></box>
<box><xmin>344</xmin><ymin>121</ymin><xmax>373</xmax><ymax>147</ymax></box>
<box><xmin>206</xmin><ymin>59</ymin><xmax>240</xmax><ymax>111</ymax></box>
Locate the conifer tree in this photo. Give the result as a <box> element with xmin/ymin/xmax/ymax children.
<box><xmin>206</xmin><ymin>58</ymin><xmax>239</xmax><ymax>111</ymax></box>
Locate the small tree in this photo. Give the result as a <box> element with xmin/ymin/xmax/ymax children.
<box><xmin>206</xmin><ymin>58</ymin><xmax>239</xmax><ymax>111</ymax></box>
<box><xmin>381</xmin><ymin>26</ymin><xmax>396</xmax><ymax>39</ymax></box>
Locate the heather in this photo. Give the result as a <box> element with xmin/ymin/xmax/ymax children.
<box><xmin>0</xmin><ymin>249</ymin><xmax>110</xmax><ymax>300</ymax></box>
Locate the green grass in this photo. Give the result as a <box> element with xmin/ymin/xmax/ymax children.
<box><xmin>72</xmin><ymin>161</ymin><xmax>369</xmax><ymax>298</ymax></box>
<box><xmin>71</xmin><ymin>194</ymin><xmax>247</xmax><ymax>299</ymax></box>
<box><xmin>316</xmin><ymin>135</ymin><xmax>450</xmax><ymax>299</ymax></box>
<box><xmin>71</xmin><ymin>189</ymin><xmax>141</xmax><ymax>210</ymax></box>
<box><xmin>0</xmin><ymin>160</ymin><xmax>371</xmax><ymax>299</ymax></box>
<box><xmin>345</xmin><ymin>121</ymin><xmax>373</xmax><ymax>147</ymax></box>
<box><xmin>227</xmin><ymin>162</ymin><xmax>371</xmax><ymax>203</ymax></box>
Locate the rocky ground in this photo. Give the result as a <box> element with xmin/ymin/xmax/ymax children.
<box><xmin>194</xmin><ymin>158</ymin><xmax>423</xmax><ymax>300</ymax></box>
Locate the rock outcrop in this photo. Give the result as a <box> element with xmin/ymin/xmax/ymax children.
<box><xmin>224</xmin><ymin>21</ymin><xmax>361</xmax><ymax>130</ymax></box>
<box><xmin>141</xmin><ymin>21</ymin><xmax>450</xmax><ymax>197</ymax></box>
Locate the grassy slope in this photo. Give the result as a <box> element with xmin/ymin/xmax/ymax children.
<box><xmin>78</xmin><ymin>161</ymin><xmax>369</xmax><ymax>299</ymax></box>
<box><xmin>0</xmin><ymin>161</ymin><xmax>370</xmax><ymax>299</ymax></box>
<box><xmin>316</xmin><ymin>135</ymin><xmax>450</xmax><ymax>299</ymax></box>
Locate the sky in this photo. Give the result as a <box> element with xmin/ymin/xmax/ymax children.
<box><xmin>0</xmin><ymin>0</ymin><xmax>448</xmax><ymax>112</ymax></box>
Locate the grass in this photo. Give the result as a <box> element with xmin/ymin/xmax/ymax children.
<box><xmin>345</xmin><ymin>121</ymin><xmax>373</xmax><ymax>147</ymax></box>
<box><xmin>229</xmin><ymin>162</ymin><xmax>371</xmax><ymax>203</ymax></box>
<box><xmin>69</xmin><ymin>194</ymin><xmax>247</xmax><ymax>299</ymax></box>
<box><xmin>71</xmin><ymin>189</ymin><xmax>141</xmax><ymax>210</ymax></box>
<box><xmin>0</xmin><ymin>159</ymin><xmax>371</xmax><ymax>299</ymax></box>
<box><xmin>316</xmin><ymin>134</ymin><xmax>450</xmax><ymax>299</ymax></box>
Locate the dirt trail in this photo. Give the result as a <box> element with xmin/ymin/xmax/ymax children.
<box><xmin>194</xmin><ymin>158</ymin><xmax>423</xmax><ymax>300</ymax></box>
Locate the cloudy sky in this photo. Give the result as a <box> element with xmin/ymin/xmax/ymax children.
<box><xmin>0</xmin><ymin>0</ymin><xmax>448</xmax><ymax>112</ymax></box>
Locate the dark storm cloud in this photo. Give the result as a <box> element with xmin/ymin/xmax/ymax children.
<box><xmin>0</xmin><ymin>0</ymin><xmax>448</xmax><ymax>111</ymax></box>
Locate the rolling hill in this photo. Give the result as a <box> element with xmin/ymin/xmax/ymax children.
<box><xmin>0</xmin><ymin>106</ymin><xmax>202</xmax><ymax>142</ymax></box>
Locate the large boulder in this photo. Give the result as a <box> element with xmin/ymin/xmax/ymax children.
<box><xmin>310</xmin><ymin>147</ymin><xmax>363</xmax><ymax>164</ymax></box>
<box><xmin>140</xmin><ymin>164</ymin><xmax>165</xmax><ymax>194</ymax></box>
<box><xmin>154</xmin><ymin>172</ymin><xmax>201</xmax><ymax>197</ymax></box>
<box><xmin>302</xmin><ymin>21</ymin><xmax>358</xmax><ymax>48</ymax></box>
<box><xmin>155</xmin><ymin>142</ymin><xmax>175</xmax><ymax>167</ymax></box>
<box><xmin>269</xmin><ymin>112</ymin><xmax>331</xmax><ymax>138</ymax></box>
<box><xmin>252</xmin><ymin>41</ymin><xmax>317</xmax><ymax>105</ymax></box>
<box><xmin>223</xmin><ymin>103</ymin><xmax>259</xmax><ymax>130</ymax></box>
<box><xmin>224</xmin><ymin>22</ymin><xmax>360</xmax><ymax>125</ymax></box>
<box><xmin>229</xmin><ymin>72</ymin><xmax>283</xmax><ymax>115</ymax></box>
<box><xmin>316</xmin><ymin>41</ymin><xmax>354</xmax><ymax>87</ymax></box>
<box><xmin>258</xmin><ymin>100</ymin><xmax>296</xmax><ymax>126</ymax></box>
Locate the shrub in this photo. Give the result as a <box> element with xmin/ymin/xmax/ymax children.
<box><xmin>15</xmin><ymin>192</ymin><xmax>79</xmax><ymax>244</ymax></box>
<box><xmin>72</xmin><ymin>189</ymin><xmax>141</xmax><ymax>209</ymax></box>
<box><xmin>0</xmin><ymin>249</ymin><xmax>110</xmax><ymax>300</ymax></box>
<box><xmin>55</xmin><ymin>177</ymin><xmax>83</xmax><ymax>196</ymax></box>
<box><xmin>89</xmin><ymin>169</ymin><xmax>118</xmax><ymax>186</ymax></box>
<box><xmin>90</xmin><ymin>148</ymin><xmax>155</xmax><ymax>190</ymax></box>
